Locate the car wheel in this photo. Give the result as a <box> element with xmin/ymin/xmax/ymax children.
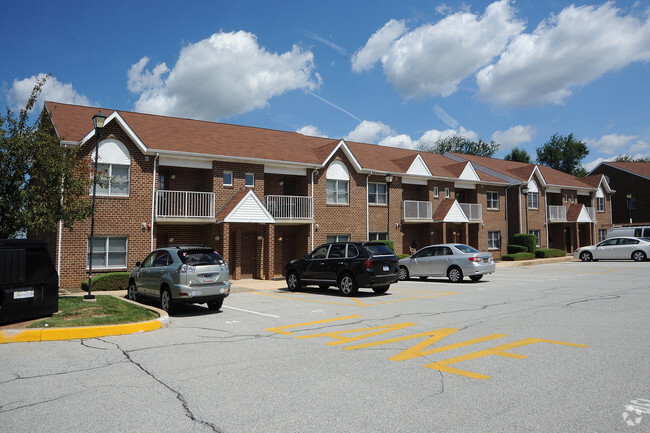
<box><xmin>398</xmin><ymin>266</ymin><xmax>410</xmax><ymax>281</ymax></box>
<box><xmin>579</xmin><ymin>251</ymin><xmax>593</xmax><ymax>262</ymax></box>
<box><xmin>286</xmin><ymin>271</ymin><xmax>301</xmax><ymax>291</ymax></box>
<box><xmin>160</xmin><ymin>287</ymin><xmax>174</xmax><ymax>314</ymax></box>
<box><xmin>372</xmin><ymin>285</ymin><xmax>390</xmax><ymax>294</ymax></box>
<box><xmin>632</xmin><ymin>250</ymin><xmax>647</xmax><ymax>262</ymax></box>
<box><xmin>338</xmin><ymin>274</ymin><xmax>358</xmax><ymax>296</ymax></box>
<box><xmin>207</xmin><ymin>298</ymin><xmax>224</xmax><ymax>311</ymax></box>
<box><xmin>469</xmin><ymin>275</ymin><xmax>483</xmax><ymax>282</ymax></box>
<box><xmin>447</xmin><ymin>266</ymin><xmax>463</xmax><ymax>283</ymax></box>
<box><xmin>127</xmin><ymin>281</ymin><xmax>139</xmax><ymax>301</ymax></box>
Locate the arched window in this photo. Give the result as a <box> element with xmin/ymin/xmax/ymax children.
<box><xmin>326</xmin><ymin>161</ymin><xmax>349</xmax><ymax>204</ymax></box>
<box><xmin>91</xmin><ymin>139</ymin><xmax>131</xmax><ymax>196</ymax></box>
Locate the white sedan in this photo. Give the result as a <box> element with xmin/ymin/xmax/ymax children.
<box><xmin>574</xmin><ymin>237</ymin><xmax>650</xmax><ymax>262</ymax></box>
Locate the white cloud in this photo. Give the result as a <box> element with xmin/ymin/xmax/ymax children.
<box><xmin>477</xmin><ymin>3</ymin><xmax>650</xmax><ymax>107</ymax></box>
<box><xmin>491</xmin><ymin>124</ymin><xmax>536</xmax><ymax>151</ymax></box>
<box><xmin>353</xmin><ymin>1</ymin><xmax>524</xmax><ymax>99</ymax></box>
<box><xmin>583</xmin><ymin>157</ymin><xmax>609</xmax><ymax>173</ymax></box>
<box><xmin>378</xmin><ymin>134</ymin><xmax>416</xmax><ymax>149</ymax></box>
<box><xmin>585</xmin><ymin>133</ymin><xmax>650</xmax><ymax>156</ymax></box>
<box><xmin>345</xmin><ymin>120</ymin><xmax>395</xmax><ymax>143</ymax></box>
<box><xmin>129</xmin><ymin>31</ymin><xmax>321</xmax><ymax>120</ymax></box>
<box><xmin>8</xmin><ymin>73</ymin><xmax>90</xmax><ymax>112</ymax></box>
<box><xmin>433</xmin><ymin>105</ymin><xmax>459</xmax><ymax>129</ymax></box>
<box><xmin>297</xmin><ymin>125</ymin><xmax>328</xmax><ymax>138</ymax></box>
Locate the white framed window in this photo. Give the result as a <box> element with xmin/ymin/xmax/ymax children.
<box><xmin>433</xmin><ymin>187</ymin><xmax>439</xmax><ymax>198</ymax></box>
<box><xmin>488</xmin><ymin>231</ymin><xmax>501</xmax><ymax>250</ymax></box>
<box><xmin>223</xmin><ymin>171</ymin><xmax>233</xmax><ymax>186</ymax></box>
<box><xmin>326</xmin><ymin>234</ymin><xmax>350</xmax><ymax>243</ymax></box>
<box><xmin>597</xmin><ymin>187</ymin><xmax>605</xmax><ymax>212</ymax></box>
<box><xmin>598</xmin><ymin>229</ymin><xmax>607</xmax><ymax>242</ymax></box>
<box><xmin>529</xmin><ymin>229</ymin><xmax>541</xmax><ymax>247</ymax></box>
<box><xmin>326</xmin><ymin>161</ymin><xmax>349</xmax><ymax>205</ymax></box>
<box><xmin>445</xmin><ymin>187</ymin><xmax>450</xmax><ymax>198</ymax></box>
<box><xmin>368</xmin><ymin>182</ymin><xmax>387</xmax><ymax>204</ymax></box>
<box><xmin>487</xmin><ymin>191</ymin><xmax>499</xmax><ymax>210</ymax></box>
<box><xmin>91</xmin><ymin>139</ymin><xmax>131</xmax><ymax>197</ymax></box>
<box><xmin>369</xmin><ymin>232</ymin><xmax>387</xmax><ymax>241</ymax></box>
<box><xmin>245</xmin><ymin>172</ymin><xmax>254</xmax><ymax>187</ymax></box>
<box><xmin>527</xmin><ymin>192</ymin><xmax>539</xmax><ymax>209</ymax></box>
<box><xmin>87</xmin><ymin>236</ymin><xmax>127</xmax><ymax>269</ymax></box>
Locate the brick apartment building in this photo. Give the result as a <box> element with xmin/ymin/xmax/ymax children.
<box><xmin>42</xmin><ymin>102</ymin><xmax>614</xmax><ymax>289</ymax></box>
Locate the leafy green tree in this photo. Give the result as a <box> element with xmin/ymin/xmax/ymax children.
<box><xmin>614</xmin><ymin>154</ymin><xmax>650</xmax><ymax>162</ymax></box>
<box><xmin>536</xmin><ymin>133</ymin><xmax>589</xmax><ymax>177</ymax></box>
<box><xmin>417</xmin><ymin>135</ymin><xmax>500</xmax><ymax>157</ymax></box>
<box><xmin>504</xmin><ymin>147</ymin><xmax>532</xmax><ymax>163</ymax></box>
<box><xmin>0</xmin><ymin>75</ymin><xmax>92</xmax><ymax>238</ymax></box>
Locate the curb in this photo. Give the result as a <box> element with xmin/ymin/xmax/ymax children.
<box><xmin>495</xmin><ymin>256</ymin><xmax>576</xmax><ymax>268</ymax></box>
<box><xmin>0</xmin><ymin>295</ymin><xmax>168</xmax><ymax>344</ymax></box>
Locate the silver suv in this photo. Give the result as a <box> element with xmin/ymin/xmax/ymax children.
<box><xmin>128</xmin><ymin>246</ymin><xmax>230</xmax><ymax>313</ymax></box>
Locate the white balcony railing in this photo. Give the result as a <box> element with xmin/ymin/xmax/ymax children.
<box><xmin>403</xmin><ymin>200</ymin><xmax>432</xmax><ymax>220</ymax></box>
<box><xmin>156</xmin><ymin>190</ymin><xmax>215</xmax><ymax>219</ymax></box>
<box><xmin>547</xmin><ymin>205</ymin><xmax>567</xmax><ymax>222</ymax></box>
<box><xmin>265</xmin><ymin>195</ymin><xmax>312</xmax><ymax>219</ymax></box>
<box><xmin>460</xmin><ymin>203</ymin><xmax>482</xmax><ymax>221</ymax></box>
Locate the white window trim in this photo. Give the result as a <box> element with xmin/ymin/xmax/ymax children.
<box><xmin>487</xmin><ymin>191</ymin><xmax>499</xmax><ymax>210</ymax></box>
<box><xmin>327</xmin><ymin>179</ymin><xmax>349</xmax><ymax>205</ymax></box>
<box><xmin>87</xmin><ymin>236</ymin><xmax>128</xmax><ymax>270</ymax></box>
<box><xmin>488</xmin><ymin>231</ymin><xmax>501</xmax><ymax>250</ymax></box>
<box><xmin>445</xmin><ymin>187</ymin><xmax>450</xmax><ymax>198</ymax></box>
<box><xmin>527</xmin><ymin>192</ymin><xmax>539</xmax><ymax>210</ymax></box>
<box><xmin>433</xmin><ymin>187</ymin><xmax>439</xmax><ymax>198</ymax></box>
<box><xmin>245</xmin><ymin>172</ymin><xmax>254</xmax><ymax>187</ymax></box>
<box><xmin>92</xmin><ymin>163</ymin><xmax>131</xmax><ymax>197</ymax></box>
<box><xmin>223</xmin><ymin>170</ymin><xmax>233</xmax><ymax>187</ymax></box>
<box><xmin>368</xmin><ymin>182</ymin><xmax>387</xmax><ymax>205</ymax></box>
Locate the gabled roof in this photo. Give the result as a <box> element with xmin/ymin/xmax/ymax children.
<box><xmin>592</xmin><ymin>161</ymin><xmax>650</xmax><ymax>180</ymax></box>
<box><xmin>216</xmin><ymin>189</ymin><xmax>274</xmax><ymax>223</ymax></box>
<box><xmin>433</xmin><ymin>199</ymin><xmax>469</xmax><ymax>223</ymax></box>
<box><xmin>566</xmin><ymin>204</ymin><xmax>593</xmax><ymax>223</ymax></box>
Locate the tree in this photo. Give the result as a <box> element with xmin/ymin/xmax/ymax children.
<box><xmin>536</xmin><ymin>133</ymin><xmax>589</xmax><ymax>177</ymax></box>
<box><xmin>504</xmin><ymin>147</ymin><xmax>532</xmax><ymax>163</ymax></box>
<box><xmin>417</xmin><ymin>135</ymin><xmax>500</xmax><ymax>158</ymax></box>
<box><xmin>0</xmin><ymin>75</ymin><xmax>92</xmax><ymax>238</ymax></box>
<box><xmin>614</xmin><ymin>154</ymin><xmax>650</xmax><ymax>162</ymax></box>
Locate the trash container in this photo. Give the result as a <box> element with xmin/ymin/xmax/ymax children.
<box><xmin>0</xmin><ymin>239</ymin><xmax>59</xmax><ymax>325</ymax></box>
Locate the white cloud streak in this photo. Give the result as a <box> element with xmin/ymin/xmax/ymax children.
<box><xmin>8</xmin><ymin>73</ymin><xmax>90</xmax><ymax>112</ymax></box>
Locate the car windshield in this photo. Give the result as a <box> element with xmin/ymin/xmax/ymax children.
<box><xmin>178</xmin><ymin>249</ymin><xmax>224</xmax><ymax>265</ymax></box>
<box><xmin>364</xmin><ymin>244</ymin><xmax>394</xmax><ymax>256</ymax></box>
<box><xmin>454</xmin><ymin>244</ymin><xmax>479</xmax><ymax>254</ymax></box>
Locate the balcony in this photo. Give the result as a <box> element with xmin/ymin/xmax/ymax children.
<box><xmin>265</xmin><ymin>195</ymin><xmax>313</xmax><ymax>223</ymax></box>
<box><xmin>460</xmin><ymin>203</ymin><xmax>482</xmax><ymax>222</ymax></box>
<box><xmin>156</xmin><ymin>190</ymin><xmax>215</xmax><ymax>223</ymax></box>
<box><xmin>403</xmin><ymin>200</ymin><xmax>432</xmax><ymax>222</ymax></box>
<box><xmin>547</xmin><ymin>205</ymin><xmax>567</xmax><ymax>222</ymax></box>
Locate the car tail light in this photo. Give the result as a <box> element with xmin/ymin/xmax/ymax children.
<box><xmin>362</xmin><ymin>258</ymin><xmax>373</xmax><ymax>270</ymax></box>
<box><xmin>468</xmin><ymin>256</ymin><xmax>483</xmax><ymax>263</ymax></box>
<box><xmin>179</xmin><ymin>264</ymin><xmax>196</xmax><ymax>273</ymax></box>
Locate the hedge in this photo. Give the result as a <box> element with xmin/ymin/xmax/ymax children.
<box><xmin>81</xmin><ymin>272</ymin><xmax>130</xmax><ymax>292</ymax></box>
<box><xmin>507</xmin><ymin>244</ymin><xmax>528</xmax><ymax>254</ymax></box>
<box><xmin>513</xmin><ymin>233</ymin><xmax>537</xmax><ymax>253</ymax></box>
<box><xmin>535</xmin><ymin>249</ymin><xmax>567</xmax><ymax>258</ymax></box>
<box><xmin>501</xmin><ymin>252</ymin><xmax>535</xmax><ymax>261</ymax></box>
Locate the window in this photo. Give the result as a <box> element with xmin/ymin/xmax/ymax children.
<box><xmin>87</xmin><ymin>236</ymin><xmax>127</xmax><ymax>269</ymax></box>
<box><xmin>310</xmin><ymin>245</ymin><xmax>329</xmax><ymax>259</ymax></box>
<box><xmin>328</xmin><ymin>244</ymin><xmax>346</xmax><ymax>258</ymax></box>
<box><xmin>223</xmin><ymin>171</ymin><xmax>233</xmax><ymax>186</ymax></box>
<box><xmin>445</xmin><ymin>187</ymin><xmax>450</xmax><ymax>198</ymax></box>
<box><xmin>598</xmin><ymin>229</ymin><xmax>607</xmax><ymax>242</ymax></box>
<box><xmin>347</xmin><ymin>244</ymin><xmax>360</xmax><ymax>258</ymax></box>
<box><xmin>91</xmin><ymin>139</ymin><xmax>131</xmax><ymax>197</ymax></box>
<box><xmin>527</xmin><ymin>192</ymin><xmax>539</xmax><ymax>209</ymax></box>
<box><xmin>433</xmin><ymin>187</ymin><xmax>439</xmax><ymax>198</ymax></box>
<box><xmin>368</xmin><ymin>182</ymin><xmax>387</xmax><ymax>204</ymax></box>
<box><xmin>488</xmin><ymin>231</ymin><xmax>501</xmax><ymax>250</ymax></box>
<box><xmin>597</xmin><ymin>197</ymin><xmax>605</xmax><ymax>212</ymax></box>
<box><xmin>487</xmin><ymin>191</ymin><xmax>499</xmax><ymax>210</ymax></box>
<box><xmin>326</xmin><ymin>161</ymin><xmax>350</xmax><ymax>205</ymax></box>
<box><xmin>326</xmin><ymin>234</ymin><xmax>350</xmax><ymax>243</ymax></box>
<box><xmin>369</xmin><ymin>232</ymin><xmax>387</xmax><ymax>241</ymax></box>
<box><xmin>245</xmin><ymin>173</ymin><xmax>254</xmax><ymax>187</ymax></box>
<box><xmin>529</xmin><ymin>229</ymin><xmax>541</xmax><ymax>247</ymax></box>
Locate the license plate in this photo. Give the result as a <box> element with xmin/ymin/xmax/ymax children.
<box><xmin>14</xmin><ymin>290</ymin><xmax>34</xmax><ymax>299</ymax></box>
<box><xmin>484</xmin><ymin>258</ymin><xmax>489</xmax><ymax>263</ymax></box>
<box><xmin>383</xmin><ymin>265</ymin><xmax>389</xmax><ymax>272</ymax></box>
<box><xmin>203</xmin><ymin>274</ymin><xmax>214</xmax><ymax>283</ymax></box>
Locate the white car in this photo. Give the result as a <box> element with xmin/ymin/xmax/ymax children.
<box><xmin>574</xmin><ymin>237</ymin><xmax>650</xmax><ymax>262</ymax></box>
<box><xmin>398</xmin><ymin>244</ymin><xmax>495</xmax><ymax>283</ymax></box>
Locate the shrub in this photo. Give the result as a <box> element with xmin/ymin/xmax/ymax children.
<box><xmin>501</xmin><ymin>252</ymin><xmax>535</xmax><ymax>261</ymax></box>
<box><xmin>513</xmin><ymin>233</ymin><xmax>537</xmax><ymax>253</ymax></box>
<box><xmin>535</xmin><ymin>249</ymin><xmax>567</xmax><ymax>258</ymax></box>
<box><xmin>507</xmin><ymin>244</ymin><xmax>528</xmax><ymax>254</ymax></box>
<box><xmin>377</xmin><ymin>240</ymin><xmax>395</xmax><ymax>252</ymax></box>
<box><xmin>81</xmin><ymin>272</ymin><xmax>130</xmax><ymax>292</ymax></box>
<box><xmin>397</xmin><ymin>254</ymin><xmax>410</xmax><ymax>259</ymax></box>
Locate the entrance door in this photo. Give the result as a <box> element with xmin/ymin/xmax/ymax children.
<box><xmin>241</xmin><ymin>231</ymin><xmax>257</xmax><ymax>279</ymax></box>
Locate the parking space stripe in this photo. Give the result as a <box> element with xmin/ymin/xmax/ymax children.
<box><xmin>222</xmin><ymin>306</ymin><xmax>280</xmax><ymax>318</ymax></box>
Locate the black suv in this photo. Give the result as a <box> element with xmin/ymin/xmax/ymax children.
<box><xmin>284</xmin><ymin>242</ymin><xmax>399</xmax><ymax>296</ymax></box>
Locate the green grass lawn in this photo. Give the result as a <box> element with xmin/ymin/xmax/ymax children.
<box><xmin>27</xmin><ymin>296</ymin><xmax>159</xmax><ymax>328</ymax></box>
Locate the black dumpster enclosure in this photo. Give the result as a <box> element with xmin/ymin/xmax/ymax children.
<box><xmin>0</xmin><ymin>240</ymin><xmax>59</xmax><ymax>325</ymax></box>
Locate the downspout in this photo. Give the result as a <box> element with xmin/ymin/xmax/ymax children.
<box><xmin>57</xmin><ymin>144</ymin><xmax>67</xmax><ymax>281</ymax></box>
<box><xmin>544</xmin><ymin>189</ymin><xmax>549</xmax><ymax>248</ymax></box>
<box><xmin>505</xmin><ymin>184</ymin><xmax>513</xmax><ymax>250</ymax></box>
<box><xmin>151</xmin><ymin>154</ymin><xmax>159</xmax><ymax>251</ymax></box>
<box><xmin>518</xmin><ymin>185</ymin><xmax>523</xmax><ymax>234</ymax></box>
<box><xmin>366</xmin><ymin>173</ymin><xmax>372</xmax><ymax>241</ymax></box>
<box><xmin>311</xmin><ymin>168</ymin><xmax>318</xmax><ymax>251</ymax></box>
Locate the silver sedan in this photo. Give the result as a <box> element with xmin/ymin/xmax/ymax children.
<box><xmin>574</xmin><ymin>237</ymin><xmax>650</xmax><ymax>262</ymax></box>
<box><xmin>398</xmin><ymin>244</ymin><xmax>495</xmax><ymax>283</ymax></box>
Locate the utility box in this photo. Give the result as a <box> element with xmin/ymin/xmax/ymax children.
<box><xmin>0</xmin><ymin>240</ymin><xmax>59</xmax><ymax>325</ymax></box>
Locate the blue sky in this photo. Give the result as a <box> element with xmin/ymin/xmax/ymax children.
<box><xmin>2</xmin><ymin>0</ymin><xmax>650</xmax><ymax>171</ymax></box>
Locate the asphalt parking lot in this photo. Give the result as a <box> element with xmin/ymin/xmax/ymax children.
<box><xmin>2</xmin><ymin>260</ymin><xmax>649</xmax><ymax>432</ymax></box>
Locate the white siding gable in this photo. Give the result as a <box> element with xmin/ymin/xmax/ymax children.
<box><xmin>407</xmin><ymin>155</ymin><xmax>432</xmax><ymax>177</ymax></box>
<box><xmin>459</xmin><ymin>162</ymin><xmax>480</xmax><ymax>181</ymax></box>
<box><xmin>224</xmin><ymin>190</ymin><xmax>275</xmax><ymax>223</ymax></box>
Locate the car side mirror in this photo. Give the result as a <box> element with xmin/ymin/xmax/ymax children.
<box><xmin>135</xmin><ymin>261</ymin><xmax>141</xmax><ymax>267</ymax></box>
